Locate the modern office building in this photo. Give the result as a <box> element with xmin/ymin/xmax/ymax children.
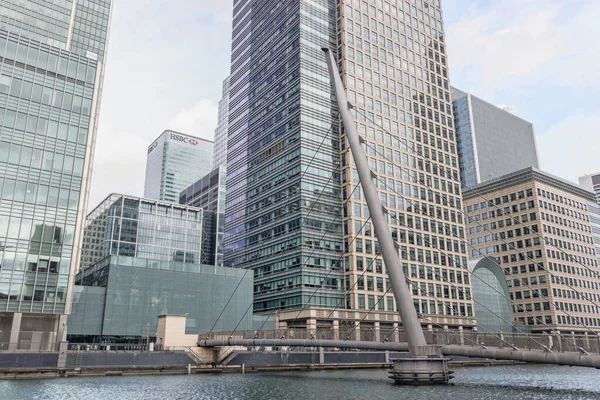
<box><xmin>68</xmin><ymin>255</ymin><xmax>253</xmax><ymax>342</ymax></box>
<box><xmin>70</xmin><ymin>192</ymin><xmax>249</xmax><ymax>342</ymax></box>
<box><xmin>0</xmin><ymin>1</ymin><xmax>112</xmax><ymax>350</ymax></box>
<box><xmin>143</xmin><ymin>130</ymin><xmax>213</xmax><ymax>203</ymax></box>
<box><xmin>213</xmin><ymin>77</ymin><xmax>230</xmax><ymax>168</ymax></box>
<box><xmin>180</xmin><ymin>166</ymin><xmax>226</xmax><ymax>267</ymax></box>
<box><xmin>464</xmin><ymin>167</ymin><xmax>600</xmax><ymax>333</ymax></box>
<box><xmin>224</xmin><ymin>0</ymin><xmax>475</xmax><ymax>330</ymax></box>
<box><xmin>451</xmin><ymin>87</ymin><xmax>539</xmax><ymax>187</ymax></box>
<box><xmin>224</xmin><ymin>0</ymin><xmax>344</xmax><ymax>313</ymax></box>
<box><xmin>338</xmin><ymin>1</ymin><xmax>474</xmax><ymax>330</ymax></box>
<box><xmin>80</xmin><ymin>194</ymin><xmax>214</xmax><ymax>271</ymax></box>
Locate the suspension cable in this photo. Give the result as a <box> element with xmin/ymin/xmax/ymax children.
<box><xmin>354</xmin><ymin>107</ymin><xmax>600</xmax><ymax>284</ymax></box>
<box><xmin>224</xmin><ymin>117</ymin><xmax>341</xmax><ymax>338</ymax></box>
<box><xmin>351</xmin><ymin>108</ymin><xmax>600</xmax><ymax>328</ymax></box>
<box><xmin>253</xmin><ymin>180</ymin><xmax>365</xmax><ymax>337</ymax></box>
<box><xmin>369</xmin><ymin>172</ymin><xmax>595</xmax><ymax>347</ymax></box>
<box><xmin>206</xmin><ymin>267</ymin><xmax>251</xmax><ymax>338</ymax></box>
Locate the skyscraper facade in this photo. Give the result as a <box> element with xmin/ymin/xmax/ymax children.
<box><xmin>0</xmin><ymin>0</ymin><xmax>112</xmax><ymax>350</ymax></box>
<box><xmin>338</xmin><ymin>1</ymin><xmax>474</xmax><ymax>328</ymax></box>
<box><xmin>223</xmin><ymin>0</ymin><xmax>475</xmax><ymax>330</ymax></box>
<box><xmin>143</xmin><ymin>130</ymin><xmax>213</xmax><ymax>204</ymax></box>
<box><xmin>213</xmin><ymin>77</ymin><xmax>230</xmax><ymax>168</ymax></box>
<box><xmin>451</xmin><ymin>87</ymin><xmax>539</xmax><ymax>187</ymax></box>
<box><xmin>224</xmin><ymin>0</ymin><xmax>343</xmax><ymax>312</ymax></box>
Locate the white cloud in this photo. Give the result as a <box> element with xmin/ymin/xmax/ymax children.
<box><xmin>88</xmin><ymin>99</ymin><xmax>219</xmax><ymax>208</ymax></box>
<box><xmin>87</xmin><ymin>0</ymin><xmax>231</xmax><ymax>210</ymax></box>
<box><xmin>168</xmin><ymin>99</ymin><xmax>219</xmax><ymax>141</ymax></box>
<box><xmin>537</xmin><ymin>112</ymin><xmax>600</xmax><ymax>182</ymax></box>
<box><xmin>446</xmin><ymin>0</ymin><xmax>600</xmax><ymax>95</ymax></box>
<box><xmin>88</xmin><ymin>125</ymin><xmax>149</xmax><ymax>207</ymax></box>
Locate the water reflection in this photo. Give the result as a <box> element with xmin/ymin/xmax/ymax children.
<box><xmin>0</xmin><ymin>365</ymin><xmax>598</xmax><ymax>400</ymax></box>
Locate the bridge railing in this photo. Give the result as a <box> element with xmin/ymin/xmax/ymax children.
<box><xmin>201</xmin><ymin>330</ymin><xmax>600</xmax><ymax>354</ymax></box>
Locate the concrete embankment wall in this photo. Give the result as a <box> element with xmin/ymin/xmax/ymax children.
<box><xmin>0</xmin><ymin>353</ymin><xmax>60</xmax><ymax>369</ymax></box>
<box><xmin>0</xmin><ymin>351</ymin><xmax>197</xmax><ymax>370</ymax></box>
<box><xmin>64</xmin><ymin>352</ymin><xmax>196</xmax><ymax>368</ymax></box>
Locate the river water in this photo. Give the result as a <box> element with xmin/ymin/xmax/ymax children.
<box><xmin>1</xmin><ymin>365</ymin><xmax>599</xmax><ymax>400</ymax></box>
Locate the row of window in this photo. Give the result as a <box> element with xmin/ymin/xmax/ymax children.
<box><xmin>0</xmin><ymin>177</ymin><xmax>80</xmax><ymax>210</ymax></box>
<box><xmin>545</xmin><ymin>247</ymin><xmax>597</xmax><ymax>268</ymax></box>
<box><xmin>537</xmin><ymin>187</ymin><xmax>588</xmax><ymax>211</ymax></box>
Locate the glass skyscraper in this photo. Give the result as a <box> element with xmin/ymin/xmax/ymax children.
<box><xmin>0</xmin><ymin>0</ymin><xmax>112</xmax><ymax>350</ymax></box>
<box><xmin>224</xmin><ymin>0</ymin><xmax>343</xmax><ymax>312</ymax></box>
<box><xmin>143</xmin><ymin>130</ymin><xmax>214</xmax><ymax>204</ymax></box>
<box><xmin>72</xmin><ymin>192</ymin><xmax>250</xmax><ymax>342</ymax></box>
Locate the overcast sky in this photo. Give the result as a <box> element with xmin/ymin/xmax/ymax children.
<box><xmin>88</xmin><ymin>0</ymin><xmax>600</xmax><ymax>208</ymax></box>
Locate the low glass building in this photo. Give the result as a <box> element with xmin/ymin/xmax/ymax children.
<box><xmin>471</xmin><ymin>257</ymin><xmax>518</xmax><ymax>333</ymax></box>
<box><xmin>68</xmin><ymin>255</ymin><xmax>253</xmax><ymax>342</ymax></box>
<box><xmin>81</xmin><ymin>194</ymin><xmax>215</xmax><ymax>271</ymax></box>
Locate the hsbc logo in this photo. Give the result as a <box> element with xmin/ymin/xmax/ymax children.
<box><xmin>170</xmin><ymin>133</ymin><xmax>198</xmax><ymax>145</ymax></box>
<box><xmin>147</xmin><ymin>141</ymin><xmax>159</xmax><ymax>154</ymax></box>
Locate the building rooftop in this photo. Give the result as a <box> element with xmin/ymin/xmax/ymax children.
<box><xmin>462</xmin><ymin>167</ymin><xmax>596</xmax><ymax>202</ymax></box>
<box><xmin>451</xmin><ymin>86</ymin><xmax>533</xmax><ymax>126</ymax></box>
<box><xmin>86</xmin><ymin>193</ymin><xmax>204</xmax><ymax>222</ymax></box>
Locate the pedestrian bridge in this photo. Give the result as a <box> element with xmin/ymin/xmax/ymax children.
<box><xmin>199</xmin><ymin>330</ymin><xmax>600</xmax><ymax>369</ymax></box>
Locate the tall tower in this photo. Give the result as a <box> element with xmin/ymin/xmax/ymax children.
<box><xmin>143</xmin><ymin>130</ymin><xmax>214</xmax><ymax>203</ymax></box>
<box><xmin>451</xmin><ymin>87</ymin><xmax>539</xmax><ymax>186</ymax></box>
<box><xmin>0</xmin><ymin>0</ymin><xmax>113</xmax><ymax>349</ymax></box>
<box><xmin>337</xmin><ymin>1</ymin><xmax>474</xmax><ymax>328</ymax></box>
<box><xmin>224</xmin><ymin>0</ymin><xmax>343</xmax><ymax>313</ymax></box>
<box><xmin>224</xmin><ymin>0</ymin><xmax>475</xmax><ymax>330</ymax></box>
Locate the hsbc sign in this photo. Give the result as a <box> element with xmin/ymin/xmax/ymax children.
<box><xmin>170</xmin><ymin>133</ymin><xmax>198</xmax><ymax>145</ymax></box>
<box><xmin>147</xmin><ymin>141</ymin><xmax>159</xmax><ymax>154</ymax></box>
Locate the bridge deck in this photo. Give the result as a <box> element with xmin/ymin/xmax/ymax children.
<box><xmin>199</xmin><ymin>338</ymin><xmax>600</xmax><ymax>369</ymax></box>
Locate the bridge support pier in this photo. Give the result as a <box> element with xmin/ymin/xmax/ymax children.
<box><xmin>389</xmin><ymin>356</ymin><xmax>452</xmax><ymax>385</ymax></box>
<box><xmin>389</xmin><ymin>345</ymin><xmax>453</xmax><ymax>385</ymax></box>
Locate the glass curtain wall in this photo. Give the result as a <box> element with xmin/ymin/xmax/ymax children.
<box><xmin>224</xmin><ymin>0</ymin><xmax>343</xmax><ymax>312</ymax></box>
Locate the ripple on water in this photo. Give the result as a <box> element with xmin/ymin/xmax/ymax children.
<box><xmin>0</xmin><ymin>365</ymin><xmax>599</xmax><ymax>400</ymax></box>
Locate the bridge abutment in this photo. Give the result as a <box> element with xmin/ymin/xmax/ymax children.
<box><xmin>389</xmin><ymin>345</ymin><xmax>453</xmax><ymax>385</ymax></box>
